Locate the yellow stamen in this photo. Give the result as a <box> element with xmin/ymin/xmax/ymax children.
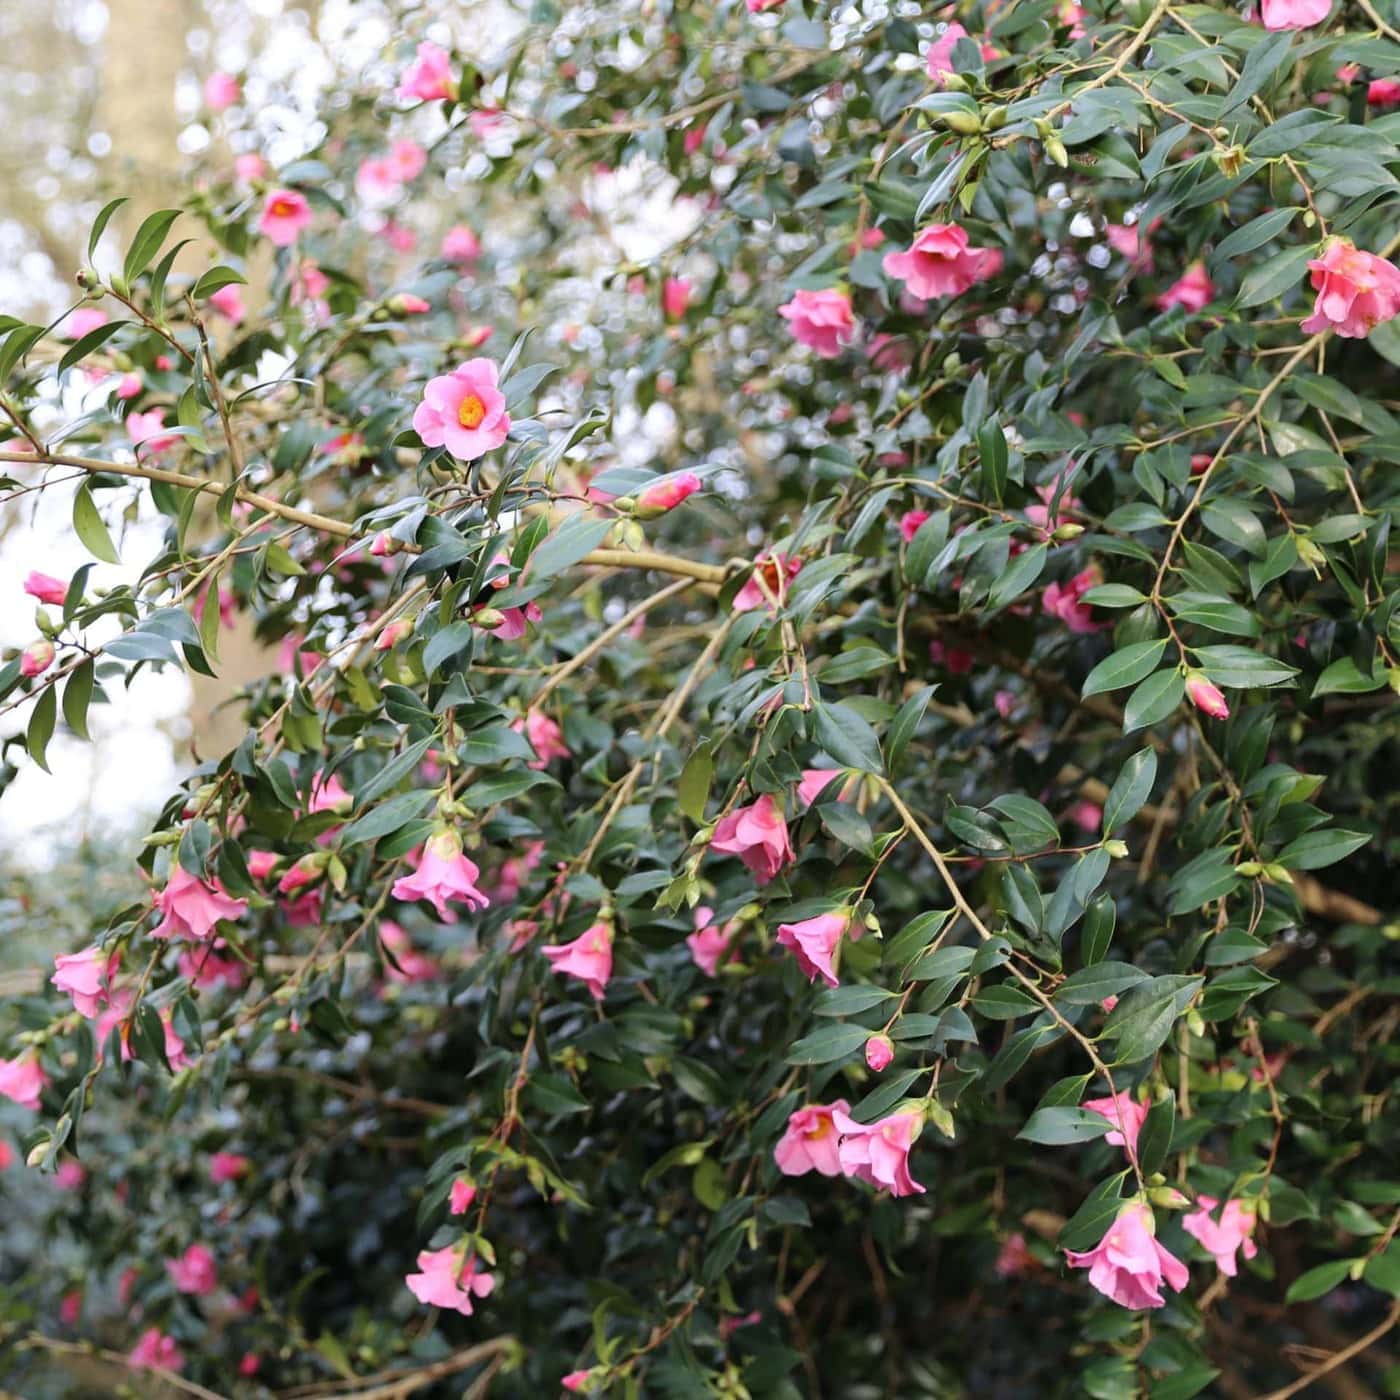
<box><xmin>457</xmin><ymin>393</ymin><xmax>486</xmax><ymax>429</ymax></box>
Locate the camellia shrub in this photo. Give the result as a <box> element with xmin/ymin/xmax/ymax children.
<box><xmin>2</xmin><ymin>1</ymin><xmax>1400</xmax><ymax>1395</ymax></box>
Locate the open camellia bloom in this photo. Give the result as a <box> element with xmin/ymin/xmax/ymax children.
<box><xmin>0</xmin><ymin>1051</ymin><xmax>49</xmax><ymax>1109</ymax></box>
<box><xmin>204</xmin><ymin>71</ymin><xmax>240</xmax><ymax>110</ymax></box>
<box><xmin>925</xmin><ymin>24</ymin><xmax>997</xmax><ymax>82</ymax></box>
<box><xmin>1258</xmin><ymin>0</ymin><xmax>1331</xmax><ymax>28</ymax></box>
<box><xmin>882</xmin><ymin>223</ymin><xmax>998</xmax><ymax>300</ymax></box>
<box><xmin>258</xmin><ymin>188</ymin><xmax>312</xmax><ymax>246</ymax></box>
<box><xmin>1156</xmin><ymin>262</ymin><xmax>1214</xmax><ymax>313</ymax></box>
<box><xmin>686</xmin><ymin>906</ymin><xmax>737</xmax><ymax>976</ymax></box>
<box><xmin>1182</xmin><ymin>1196</ymin><xmax>1259</xmax><ymax>1276</ymax></box>
<box><xmin>831</xmin><ymin>1108</ymin><xmax>926</xmax><ymax>1197</ymax></box>
<box><xmin>775</xmin><ymin>911</ymin><xmax>852</xmax><ymax>988</ymax></box>
<box><xmin>167</xmin><ymin>1243</ymin><xmax>218</xmax><ymax>1296</ymax></box>
<box><xmin>777</xmin><ymin>288</ymin><xmax>856</xmax><ymax>357</ymax></box>
<box><xmin>1299</xmin><ymin>238</ymin><xmax>1400</xmax><ymax>338</ymax></box>
<box><xmin>541</xmin><ymin>920</ymin><xmax>614</xmax><ymax>1001</ymax></box>
<box><xmin>24</xmin><ymin>571</ymin><xmax>68</xmax><ymax>606</ymax></box>
<box><xmin>1083</xmin><ymin>1093</ymin><xmax>1150</xmax><ymax>1156</ymax></box>
<box><xmin>412</xmin><ymin>358</ymin><xmax>511</xmax><ymax>461</ymax></box>
<box><xmin>1065</xmin><ymin>1204</ymin><xmax>1189</xmax><ymax>1309</ymax></box>
<box><xmin>732</xmin><ymin>552</ymin><xmax>802</xmax><ymax>613</ymax></box>
<box><xmin>404</xmin><ymin>1246</ymin><xmax>495</xmax><ymax>1314</ymax></box>
<box><xmin>709</xmin><ymin>794</ymin><xmax>794</xmax><ymax>885</ymax></box>
<box><xmin>514</xmin><ymin>709</ymin><xmax>570</xmax><ymax>768</ymax></box>
<box><xmin>51</xmin><ymin>947</ymin><xmax>119</xmax><ymax>1018</ymax></box>
<box><xmin>129</xmin><ymin>1327</ymin><xmax>186</xmax><ymax>1373</ymax></box>
<box><xmin>774</xmin><ymin>1100</ymin><xmax>850</xmax><ymax>1176</ymax></box>
<box><xmin>390</xmin><ymin>830</ymin><xmax>490</xmax><ymax>922</ymax></box>
<box><xmin>398</xmin><ymin>41</ymin><xmax>458</xmax><ymax>102</ymax></box>
<box><xmin>150</xmin><ymin>867</ymin><xmax>249</xmax><ymax>942</ymax></box>
<box><xmin>442</xmin><ymin>224</ymin><xmax>481</xmax><ymax>262</ymax></box>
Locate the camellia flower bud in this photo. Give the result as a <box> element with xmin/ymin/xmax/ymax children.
<box><xmin>471</xmin><ymin>608</ymin><xmax>507</xmax><ymax>630</ymax></box>
<box><xmin>1052</xmin><ymin>522</ymin><xmax>1084</xmax><ymax>541</ymax></box>
<box><xmin>634</xmin><ymin>472</ymin><xmax>702</xmax><ymax>519</ymax></box>
<box><xmin>1148</xmin><ymin>1186</ymin><xmax>1190</xmax><ymax>1209</ymax></box>
<box><xmin>1103</xmin><ymin>839</ymin><xmax>1129</xmax><ymax>858</ymax></box>
<box><xmin>938</xmin><ymin>106</ymin><xmax>982</xmax><ymax>135</ymax></box>
<box><xmin>865</xmin><ymin>1033</ymin><xmax>895</xmax><ymax>1072</ymax></box>
<box><xmin>1185</xmin><ymin>672</ymin><xmax>1230</xmax><ymax>720</ymax></box>
<box><xmin>21</xmin><ymin>639</ymin><xmax>55</xmax><ymax>678</ymax></box>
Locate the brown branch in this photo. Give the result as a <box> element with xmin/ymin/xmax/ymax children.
<box><xmin>1251</xmin><ymin>1300</ymin><xmax>1400</xmax><ymax>1400</ymax></box>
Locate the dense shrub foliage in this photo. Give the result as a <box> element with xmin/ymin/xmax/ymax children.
<box><xmin>2</xmin><ymin>2</ymin><xmax>1400</xmax><ymax>1395</ymax></box>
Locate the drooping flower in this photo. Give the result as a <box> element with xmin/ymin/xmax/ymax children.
<box><xmin>686</xmin><ymin>906</ymin><xmax>738</xmax><ymax>976</ymax></box>
<box><xmin>0</xmin><ymin>1051</ymin><xmax>49</xmax><ymax>1109</ymax></box>
<box><xmin>1064</xmin><ymin>1203</ymin><xmax>1189</xmax><ymax>1309</ymax></box>
<box><xmin>797</xmin><ymin>769</ymin><xmax>855</xmax><ymax>807</ymax></box>
<box><xmin>442</xmin><ymin>225</ymin><xmax>481</xmax><ymax>262</ymax></box>
<box><xmin>899</xmin><ymin>509</ymin><xmax>930</xmax><ymax>543</ymax></box>
<box><xmin>398</xmin><ymin>41</ymin><xmax>458</xmax><ymax>102</ymax></box>
<box><xmin>883</xmin><ymin>224</ymin><xmax>998</xmax><ymax>300</ymax></box>
<box><xmin>449</xmin><ymin>1177</ymin><xmax>478</xmax><ymax>1214</ymax></box>
<box><xmin>1299</xmin><ymin>238</ymin><xmax>1400</xmax><ymax>338</ymax></box>
<box><xmin>1106</xmin><ymin>221</ymin><xmax>1156</xmax><ymax>272</ymax></box>
<box><xmin>129</xmin><ymin>1327</ymin><xmax>186</xmax><ymax>1373</ymax></box>
<box><xmin>1259</xmin><ymin>0</ymin><xmax>1331</xmax><ymax>27</ymax></box>
<box><xmin>166</xmin><ymin>1243</ymin><xmax>218</xmax><ymax>1296</ymax></box>
<box><xmin>150</xmin><ymin>866</ymin><xmax>249</xmax><ymax>941</ymax></box>
<box><xmin>541</xmin><ymin>920</ymin><xmax>614</xmax><ymax>1001</ymax></box>
<box><xmin>24</xmin><ymin>572</ymin><xmax>68</xmax><ymax>607</ymax></box>
<box><xmin>1083</xmin><ymin>1093</ymin><xmax>1150</xmax><ymax>1156</ymax></box>
<box><xmin>776</xmin><ymin>911</ymin><xmax>852</xmax><ymax>988</ymax></box>
<box><xmin>663</xmin><ymin>277</ymin><xmax>692</xmax><ymax>321</ymax></box>
<box><xmin>178</xmin><ymin>942</ymin><xmax>248</xmax><ymax>990</ymax></box>
<box><xmin>832</xmin><ymin>1108</ymin><xmax>926</xmax><ymax>1196</ymax></box>
<box><xmin>1156</xmin><ymin>262</ymin><xmax>1214</xmax><ymax>313</ymax></box>
<box><xmin>258</xmin><ymin>188</ymin><xmax>313</xmax><ymax>246</ymax></box>
<box><xmin>635</xmin><ymin>472</ymin><xmax>702</xmax><ymax>518</ymax></box>
<box><xmin>379</xmin><ymin>920</ymin><xmax>439</xmax><ymax>985</ymax></box>
<box><xmin>391</xmin><ymin>830</ymin><xmax>490</xmax><ymax>922</ymax></box>
<box><xmin>406</xmin><ymin>1245</ymin><xmax>496</xmax><ymax>1314</ymax></box>
<box><xmin>1042</xmin><ymin>568</ymin><xmax>1104</xmax><ymax>634</ymax></box>
<box><xmin>204</xmin><ymin>71</ymin><xmax>241</xmax><ymax>110</ymax></box>
<box><xmin>1182</xmin><ymin>1195</ymin><xmax>1259</xmax><ymax>1276</ymax></box>
<box><xmin>774</xmin><ymin>1100</ymin><xmax>850</xmax><ymax>1176</ymax></box>
<box><xmin>709</xmin><ymin>794</ymin><xmax>795</xmax><ymax>885</ymax></box>
<box><xmin>413</xmin><ymin>358</ymin><xmax>511</xmax><ymax>462</ymax></box>
<box><xmin>777</xmin><ymin>288</ymin><xmax>856</xmax><ymax>358</ymax></box>
<box><xmin>208</xmin><ymin>284</ymin><xmax>246</xmax><ymax>324</ymax></box>
<box><xmin>308</xmin><ymin>770</ymin><xmax>352</xmax><ymax>816</ymax></box>
<box><xmin>1185</xmin><ymin>673</ymin><xmax>1230</xmax><ymax>720</ymax></box>
<box><xmin>52</xmin><ymin>946</ymin><xmax>120</xmax><ymax>1018</ymax></box>
<box><xmin>732</xmin><ymin>552</ymin><xmax>802</xmax><ymax>613</ymax></box>
<box><xmin>210</xmin><ymin>1151</ymin><xmax>250</xmax><ymax>1183</ymax></box>
<box><xmin>865</xmin><ymin>1033</ymin><xmax>895</xmax><ymax>1072</ymax></box>
<box><xmin>21</xmin><ymin>640</ymin><xmax>54</xmax><ymax>677</ymax></box>
<box><xmin>514</xmin><ymin>710</ymin><xmax>571</xmax><ymax>768</ymax></box>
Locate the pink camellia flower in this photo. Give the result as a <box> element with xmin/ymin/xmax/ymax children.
<box><xmin>777</xmin><ymin>288</ymin><xmax>856</xmax><ymax>358</ymax></box>
<box><xmin>234</xmin><ymin>152</ymin><xmax>266</xmax><ymax>183</ymax></box>
<box><xmin>391</xmin><ymin>830</ymin><xmax>490</xmax><ymax>922</ymax></box>
<box><xmin>1259</xmin><ymin>0</ymin><xmax>1330</xmax><ymax>27</ymax></box>
<box><xmin>179</xmin><ymin>942</ymin><xmax>247</xmax><ymax>990</ymax></box>
<box><xmin>259</xmin><ymin>188</ymin><xmax>313</xmax><ymax>246</ymax></box>
<box><xmin>797</xmin><ymin>768</ymin><xmax>856</xmax><ymax>806</ymax></box>
<box><xmin>1156</xmin><ymin>262</ymin><xmax>1214</xmax><ymax>313</ymax></box>
<box><xmin>925</xmin><ymin>23</ymin><xmax>999</xmax><ymax>81</ymax></box>
<box><xmin>374</xmin><ymin>618</ymin><xmax>413</xmax><ymax>653</ymax></box>
<box><xmin>389</xmin><ymin>139</ymin><xmax>427</xmax><ymax>182</ymax></box>
<box><xmin>1064</xmin><ymin>1203</ymin><xmax>1189</xmax><ymax>1309</ymax></box>
<box><xmin>868</xmin><ymin>333</ymin><xmax>914</xmax><ymax>373</ymax></box>
<box><xmin>732</xmin><ymin>552</ymin><xmax>802</xmax><ymax>613</ymax></box>
<box><xmin>66</xmin><ymin>307</ymin><xmax>108</xmax><ymax>339</ymax></box>
<box><xmin>166</xmin><ymin>1243</ymin><xmax>217</xmax><ymax>1296</ymax></box>
<box><xmin>899</xmin><ymin>509</ymin><xmax>930</xmax><ymax>543</ymax></box>
<box><xmin>245</xmin><ymin>850</ymin><xmax>278</xmax><ymax>880</ymax></box>
<box><xmin>541</xmin><ymin>920</ymin><xmax>614</xmax><ymax>1001</ymax></box>
<box><xmin>21</xmin><ymin>640</ymin><xmax>55</xmax><ymax>678</ymax></box>
<box><xmin>1369</xmin><ymin>78</ymin><xmax>1400</xmax><ymax>105</ymax></box>
<box><xmin>994</xmin><ymin>689</ymin><xmax>1017</xmax><ymax>718</ymax></box>
<box><xmin>995</xmin><ymin>1232</ymin><xmax>1034</xmax><ymax>1278</ymax></box>
<box><xmin>357</xmin><ymin>156</ymin><xmax>401</xmax><ymax>201</ymax></box>
<box><xmin>54</xmin><ymin>1158</ymin><xmax>86</xmax><ymax>1190</ymax></box>
<box><xmin>150</xmin><ymin>866</ymin><xmax>249</xmax><ymax>942</ymax></box>
<box><xmin>1300</xmin><ymin>238</ymin><xmax>1400</xmax><ymax>338</ymax></box>
<box><xmin>277</xmin><ymin>857</ymin><xmax>320</xmax><ymax>896</ymax></box>
<box><xmin>773</xmin><ymin>1100</ymin><xmax>850</xmax><ymax>1176</ymax></box>
<box><xmin>1186</xmin><ymin>673</ymin><xmax>1230</xmax><ymax>720</ymax></box>
<box><xmin>407</xmin><ymin>1246</ymin><xmax>495</xmax><ymax>1314</ymax></box>
<box><xmin>865</xmin><ymin>1033</ymin><xmax>895</xmax><ymax>1072</ymax></box>
<box><xmin>379</xmin><ymin>920</ymin><xmax>439</xmax><ymax>985</ymax></box>
<box><xmin>442</xmin><ymin>225</ymin><xmax>481</xmax><ymax>262</ymax></box>
<box><xmin>239</xmin><ymin>1354</ymin><xmax>261</xmax><ymax>1377</ymax></box>
<box><xmin>1190</xmin><ymin>452</ymin><xmax>1213</xmax><ymax>475</ymax></box>
<box><xmin>883</xmin><ymin>224</ymin><xmax>998</xmax><ymax>300</ymax></box>
<box><xmin>210</xmin><ymin>1151</ymin><xmax>250</xmax><ymax>1183</ymax></box>
<box><xmin>309</xmin><ymin>770</ymin><xmax>352</xmax><ymax>816</ymax></box>
<box><xmin>686</xmin><ymin>906</ymin><xmax>737</xmax><ymax>976</ymax></box>
<box><xmin>0</xmin><ymin>1141</ymin><xmax>12</xmax><ymax>1170</ymax></box>
<box><xmin>747</xmin><ymin>0</ymin><xmax>785</xmax><ymax>10</ymax></box>
<box><xmin>127</xmin><ymin>408</ymin><xmax>178</xmax><ymax>452</ymax></box>
<box><xmin>129</xmin><ymin>1327</ymin><xmax>185</xmax><ymax>1373</ymax></box>
<box><xmin>1183</xmin><ymin>1195</ymin><xmax>1259</xmax><ymax>1276</ymax></box>
<box><xmin>116</xmin><ymin>371</ymin><xmax>142</xmax><ymax>399</ymax></box>
<box><xmin>663</xmin><ymin>277</ymin><xmax>692</xmax><ymax>321</ymax></box>
<box><xmin>475</xmin><ymin>600</ymin><xmax>541</xmax><ymax>639</ymax></box>
<box><xmin>1025</xmin><ymin>476</ymin><xmax>1081</xmax><ymax>537</ymax></box>
<box><xmin>832</xmin><ymin>1108</ymin><xmax>926</xmax><ymax>1196</ymax></box>
<box><xmin>635</xmin><ymin>472</ymin><xmax>702</xmax><ymax>518</ymax></box>
<box><xmin>776</xmin><ymin>911</ymin><xmax>852</xmax><ymax>988</ymax></box>
<box><xmin>562</xmin><ymin>1372</ymin><xmax>594</xmax><ymax>1393</ymax></box>
<box><xmin>59</xmin><ymin>1288</ymin><xmax>82</xmax><ymax>1325</ymax></box>
<box><xmin>1084</xmin><ymin>1093</ymin><xmax>1150</xmax><ymax>1156</ymax></box>
<box><xmin>0</xmin><ymin>1052</ymin><xmax>49</xmax><ymax>1109</ymax></box>
<box><xmin>413</xmin><ymin>358</ymin><xmax>511</xmax><ymax>462</ymax></box>
<box><xmin>710</xmin><ymin>793</ymin><xmax>795</xmax><ymax>885</ymax></box>
<box><xmin>928</xmin><ymin>639</ymin><xmax>975</xmax><ymax>674</ymax></box>
<box><xmin>1042</xmin><ymin>568</ymin><xmax>1104</xmax><ymax>634</ymax></box>
<box><xmin>514</xmin><ymin>710</ymin><xmax>570</xmax><ymax>768</ymax></box>
<box><xmin>204</xmin><ymin>71</ymin><xmax>240</xmax><ymax>110</ymax></box>
<box><xmin>449</xmin><ymin>1177</ymin><xmax>478</xmax><ymax>1215</ymax></box>
<box><xmin>25</xmin><ymin>571</ymin><xmax>69</xmax><ymax>606</ymax></box>
<box><xmin>52</xmin><ymin>947</ymin><xmax>120</xmax><ymax>1018</ymax></box>
<box><xmin>398</xmin><ymin>41</ymin><xmax>458</xmax><ymax>102</ymax></box>
<box><xmin>208</xmin><ymin>284</ymin><xmax>245</xmax><ymax>324</ymax></box>
<box><xmin>1101</xmin><ymin>994</ymin><xmax>1119</xmax><ymax>1013</ymax></box>
<box><xmin>1106</xmin><ymin>221</ymin><xmax>1156</xmax><ymax>272</ymax></box>
<box><xmin>1069</xmin><ymin>800</ymin><xmax>1103</xmax><ymax>833</ymax></box>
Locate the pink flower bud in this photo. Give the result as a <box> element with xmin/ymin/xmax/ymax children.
<box><xmin>392</xmin><ymin>293</ymin><xmax>431</xmax><ymax>315</ymax></box>
<box><xmin>21</xmin><ymin>639</ymin><xmax>55</xmax><ymax>677</ymax></box>
<box><xmin>634</xmin><ymin>472</ymin><xmax>702</xmax><ymax>518</ymax></box>
<box><xmin>865</xmin><ymin>1033</ymin><xmax>895</xmax><ymax>1072</ymax></box>
<box><xmin>1185</xmin><ymin>673</ymin><xmax>1230</xmax><ymax>720</ymax></box>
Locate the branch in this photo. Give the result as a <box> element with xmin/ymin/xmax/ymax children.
<box><xmin>1251</xmin><ymin>1299</ymin><xmax>1400</xmax><ymax>1400</ymax></box>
